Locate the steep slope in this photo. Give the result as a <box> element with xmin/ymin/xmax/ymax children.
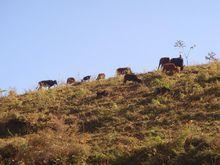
<box><xmin>0</xmin><ymin>62</ymin><xmax>220</xmax><ymax>164</ymax></box>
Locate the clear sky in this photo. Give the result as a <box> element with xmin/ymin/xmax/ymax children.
<box><xmin>0</xmin><ymin>0</ymin><xmax>219</xmax><ymax>93</ymax></box>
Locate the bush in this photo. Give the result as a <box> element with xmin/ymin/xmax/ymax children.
<box><xmin>0</xmin><ymin>114</ymin><xmax>36</xmax><ymax>138</ymax></box>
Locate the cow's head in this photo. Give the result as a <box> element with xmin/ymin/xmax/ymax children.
<box><xmin>54</xmin><ymin>80</ymin><xmax>58</xmax><ymax>85</ymax></box>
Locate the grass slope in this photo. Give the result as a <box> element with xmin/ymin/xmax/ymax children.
<box><xmin>0</xmin><ymin>62</ymin><xmax>220</xmax><ymax>164</ymax></box>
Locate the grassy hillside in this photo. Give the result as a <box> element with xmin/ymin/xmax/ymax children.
<box><xmin>0</xmin><ymin>62</ymin><xmax>220</xmax><ymax>164</ymax></box>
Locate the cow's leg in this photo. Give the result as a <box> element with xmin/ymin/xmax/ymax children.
<box><xmin>38</xmin><ymin>86</ymin><xmax>42</xmax><ymax>90</ymax></box>
<box><xmin>170</xmin><ymin>70</ymin><xmax>173</xmax><ymax>75</ymax></box>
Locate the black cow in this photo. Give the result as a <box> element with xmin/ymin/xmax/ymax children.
<box><xmin>158</xmin><ymin>57</ymin><xmax>170</xmax><ymax>70</ymax></box>
<box><xmin>124</xmin><ymin>74</ymin><xmax>142</xmax><ymax>84</ymax></box>
<box><xmin>37</xmin><ymin>80</ymin><xmax>57</xmax><ymax>90</ymax></box>
<box><xmin>170</xmin><ymin>57</ymin><xmax>184</xmax><ymax>70</ymax></box>
<box><xmin>81</xmin><ymin>76</ymin><xmax>91</xmax><ymax>82</ymax></box>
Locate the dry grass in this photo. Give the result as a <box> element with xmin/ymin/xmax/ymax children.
<box><xmin>0</xmin><ymin>61</ymin><xmax>220</xmax><ymax>164</ymax></box>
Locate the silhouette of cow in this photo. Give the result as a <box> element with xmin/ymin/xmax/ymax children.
<box><xmin>96</xmin><ymin>73</ymin><xmax>105</xmax><ymax>80</ymax></box>
<box><xmin>162</xmin><ymin>63</ymin><xmax>179</xmax><ymax>75</ymax></box>
<box><xmin>158</xmin><ymin>57</ymin><xmax>170</xmax><ymax>69</ymax></box>
<box><xmin>67</xmin><ymin>77</ymin><xmax>76</xmax><ymax>84</ymax></box>
<box><xmin>116</xmin><ymin>67</ymin><xmax>132</xmax><ymax>76</ymax></box>
<box><xmin>124</xmin><ymin>74</ymin><xmax>142</xmax><ymax>84</ymax></box>
<box><xmin>170</xmin><ymin>56</ymin><xmax>184</xmax><ymax>70</ymax></box>
<box><xmin>81</xmin><ymin>76</ymin><xmax>91</xmax><ymax>82</ymax></box>
<box><xmin>37</xmin><ymin>80</ymin><xmax>57</xmax><ymax>90</ymax></box>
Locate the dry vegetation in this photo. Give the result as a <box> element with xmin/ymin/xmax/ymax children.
<box><xmin>0</xmin><ymin>62</ymin><xmax>220</xmax><ymax>164</ymax></box>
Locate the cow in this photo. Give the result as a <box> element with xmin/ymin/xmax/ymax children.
<box><xmin>67</xmin><ymin>77</ymin><xmax>76</xmax><ymax>84</ymax></box>
<box><xmin>37</xmin><ymin>80</ymin><xmax>57</xmax><ymax>90</ymax></box>
<box><xmin>81</xmin><ymin>76</ymin><xmax>91</xmax><ymax>82</ymax></box>
<box><xmin>96</xmin><ymin>73</ymin><xmax>105</xmax><ymax>80</ymax></box>
<box><xmin>124</xmin><ymin>74</ymin><xmax>142</xmax><ymax>84</ymax></box>
<box><xmin>170</xmin><ymin>57</ymin><xmax>184</xmax><ymax>71</ymax></box>
<box><xmin>158</xmin><ymin>57</ymin><xmax>170</xmax><ymax>70</ymax></box>
<box><xmin>116</xmin><ymin>67</ymin><xmax>132</xmax><ymax>76</ymax></box>
<box><xmin>162</xmin><ymin>63</ymin><xmax>179</xmax><ymax>75</ymax></box>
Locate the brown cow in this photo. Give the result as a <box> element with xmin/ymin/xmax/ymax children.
<box><xmin>67</xmin><ymin>77</ymin><xmax>76</xmax><ymax>84</ymax></box>
<box><xmin>116</xmin><ymin>67</ymin><xmax>132</xmax><ymax>76</ymax></box>
<box><xmin>162</xmin><ymin>63</ymin><xmax>179</xmax><ymax>75</ymax></box>
<box><xmin>124</xmin><ymin>74</ymin><xmax>142</xmax><ymax>84</ymax></box>
<box><xmin>96</xmin><ymin>73</ymin><xmax>105</xmax><ymax>80</ymax></box>
<box><xmin>37</xmin><ymin>80</ymin><xmax>57</xmax><ymax>90</ymax></box>
<box><xmin>158</xmin><ymin>57</ymin><xmax>170</xmax><ymax>69</ymax></box>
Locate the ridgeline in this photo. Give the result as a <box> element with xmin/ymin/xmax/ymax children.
<box><xmin>0</xmin><ymin>62</ymin><xmax>220</xmax><ymax>164</ymax></box>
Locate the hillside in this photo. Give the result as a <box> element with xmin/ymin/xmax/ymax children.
<box><xmin>0</xmin><ymin>62</ymin><xmax>220</xmax><ymax>165</ymax></box>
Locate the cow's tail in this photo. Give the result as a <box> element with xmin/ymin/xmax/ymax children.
<box><xmin>158</xmin><ymin>62</ymin><xmax>161</xmax><ymax>70</ymax></box>
<box><xmin>162</xmin><ymin>66</ymin><xmax>166</xmax><ymax>72</ymax></box>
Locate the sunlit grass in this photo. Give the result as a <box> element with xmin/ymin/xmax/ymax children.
<box><xmin>0</xmin><ymin>61</ymin><xmax>220</xmax><ymax>164</ymax></box>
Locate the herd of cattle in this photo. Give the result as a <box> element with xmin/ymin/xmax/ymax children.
<box><xmin>37</xmin><ymin>56</ymin><xmax>184</xmax><ymax>90</ymax></box>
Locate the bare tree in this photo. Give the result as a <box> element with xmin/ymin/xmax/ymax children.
<box><xmin>205</xmin><ymin>52</ymin><xmax>217</xmax><ymax>62</ymax></box>
<box><xmin>186</xmin><ymin>44</ymin><xmax>196</xmax><ymax>66</ymax></box>
<box><xmin>174</xmin><ymin>40</ymin><xmax>196</xmax><ymax>66</ymax></box>
<box><xmin>174</xmin><ymin>40</ymin><xmax>185</xmax><ymax>56</ymax></box>
<box><xmin>174</xmin><ymin>40</ymin><xmax>186</xmax><ymax>49</ymax></box>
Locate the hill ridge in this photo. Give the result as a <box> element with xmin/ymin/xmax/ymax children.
<box><xmin>0</xmin><ymin>62</ymin><xmax>220</xmax><ymax>164</ymax></box>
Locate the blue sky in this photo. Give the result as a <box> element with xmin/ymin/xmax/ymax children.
<box><xmin>0</xmin><ymin>0</ymin><xmax>219</xmax><ymax>92</ymax></box>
